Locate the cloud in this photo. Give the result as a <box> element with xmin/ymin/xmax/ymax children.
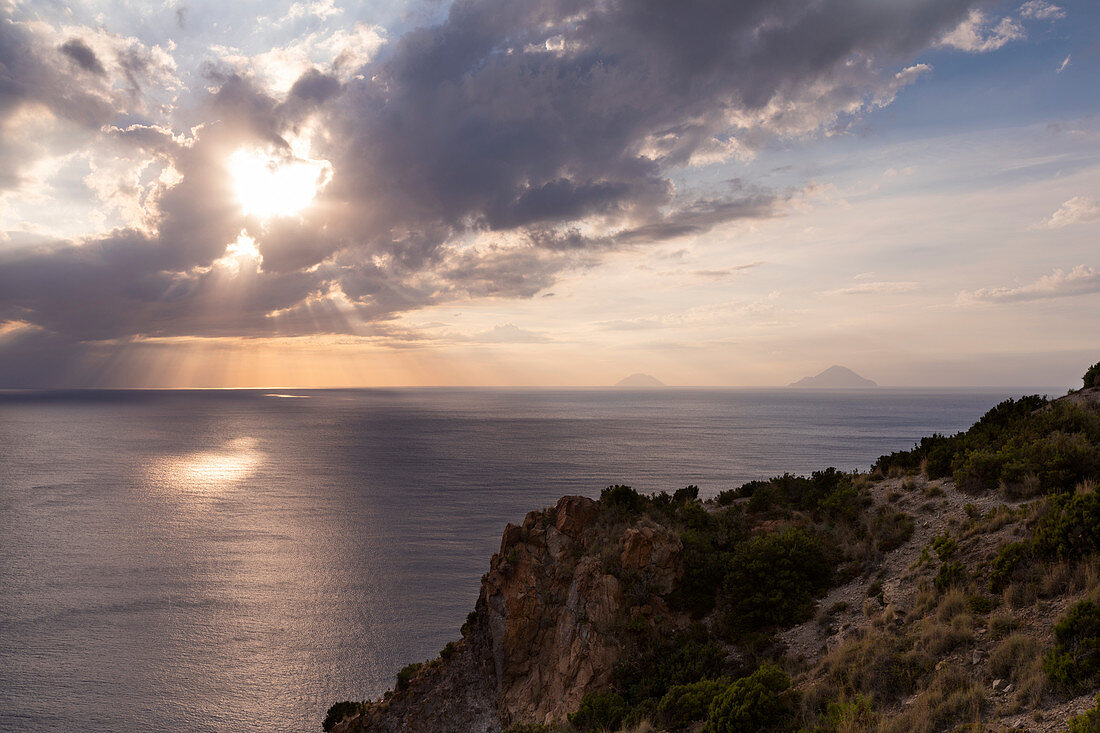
<box><xmin>959</xmin><ymin>266</ymin><xmax>1100</xmax><ymax>304</ymax></box>
<box><xmin>939</xmin><ymin>10</ymin><xmax>1025</xmax><ymax>52</ymax></box>
<box><xmin>1041</xmin><ymin>196</ymin><xmax>1100</xmax><ymax>228</ymax></box>
<box><xmin>1019</xmin><ymin>1</ymin><xmax>1066</xmax><ymax>20</ymax></box>
<box><xmin>822</xmin><ymin>281</ymin><xmax>920</xmax><ymax>296</ymax></box>
<box><xmin>469</xmin><ymin>323</ymin><xmax>550</xmax><ymax>343</ymax></box>
<box><xmin>59</xmin><ymin>38</ymin><xmax>106</xmax><ymax>75</ymax></box>
<box><xmin>0</xmin><ymin>0</ymin><xmax>984</xmax><ymax>357</ymax></box>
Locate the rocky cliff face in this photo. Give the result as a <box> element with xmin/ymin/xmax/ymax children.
<box><xmin>334</xmin><ymin>495</ymin><xmax>684</xmax><ymax>732</ymax></box>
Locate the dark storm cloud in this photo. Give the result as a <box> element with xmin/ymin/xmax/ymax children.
<box><xmin>0</xmin><ymin>17</ymin><xmax>119</xmax><ymax>189</ymax></box>
<box><xmin>0</xmin><ymin>0</ymin><xmax>981</xmax><ymax>356</ymax></box>
<box><xmin>59</xmin><ymin>38</ymin><xmax>106</xmax><ymax>76</ymax></box>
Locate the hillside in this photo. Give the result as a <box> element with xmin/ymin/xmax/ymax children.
<box><xmin>789</xmin><ymin>366</ymin><xmax>877</xmax><ymax>388</ymax></box>
<box><xmin>325</xmin><ymin>370</ymin><xmax>1100</xmax><ymax>733</ymax></box>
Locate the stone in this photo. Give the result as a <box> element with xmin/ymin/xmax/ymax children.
<box><xmin>500</xmin><ymin>523</ymin><xmax>524</xmax><ymax>555</ymax></box>
<box><xmin>619</xmin><ymin>526</ymin><xmax>682</xmax><ymax>594</ymax></box>
<box><xmin>554</xmin><ymin>496</ymin><xmax>598</xmax><ymax>537</ymax></box>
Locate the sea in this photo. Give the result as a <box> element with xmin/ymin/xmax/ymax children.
<box><xmin>0</xmin><ymin>387</ymin><xmax>1055</xmax><ymax>731</ymax></box>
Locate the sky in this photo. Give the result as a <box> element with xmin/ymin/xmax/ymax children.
<box><xmin>0</xmin><ymin>0</ymin><xmax>1097</xmax><ymax>388</ymax></box>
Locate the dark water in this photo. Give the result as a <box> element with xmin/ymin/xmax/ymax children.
<box><xmin>0</xmin><ymin>388</ymin><xmax>1045</xmax><ymax>731</ymax></box>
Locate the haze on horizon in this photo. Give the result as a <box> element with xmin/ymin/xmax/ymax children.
<box><xmin>0</xmin><ymin>0</ymin><xmax>1096</xmax><ymax>389</ymax></box>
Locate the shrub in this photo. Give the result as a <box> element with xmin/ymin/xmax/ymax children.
<box><xmin>461</xmin><ymin>610</ymin><xmax>479</xmax><ymax>636</ymax></box>
<box><xmin>601</xmin><ymin>484</ymin><xmax>646</xmax><ymax>515</ymax></box>
<box><xmin>704</xmin><ymin>665</ymin><xmax>794</xmax><ymax>733</ymax></box>
<box><xmin>671</xmin><ymin>508</ymin><xmax>746</xmax><ymax>616</ymax></box>
<box><xmin>953</xmin><ymin>451</ymin><xmax>1001</xmax><ymax>493</ymax></box>
<box><xmin>815</xmin><ymin>694</ymin><xmax>878</xmax><ymax>733</ymax></box>
<box><xmin>439</xmin><ymin>641</ymin><xmax>459</xmax><ymax>661</ymax></box>
<box><xmin>1067</xmin><ymin>696</ymin><xmax>1100</xmax><ymax>732</ymax></box>
<box><xmin>714</xmin><ymin>488</ymin><xmax>740</xmax><ymax>506</ymax></box>
<box><xmin>821</xmin><ymin>631</ymin><xmax>928</xmax><ymax>702</ymax></box>
<box><xmin>934</xmin><ymin>561</ymin><xmax>967</xmax><ymax>592</ymax></box>
<box><xmin>395</xmin><ymin>661</ymin><xmax>423</xmax><ymax>691</ymax></box>
<box><xmin>989</xmin><ymin>633</ymin><xmax>1041</xmax><ymax>681</ymax></box>
<box><xmin>657</xmin><ymin>679</ymin><xmax>729</xmax><ymax>729</ymax></box>
<box><xmin>568</xmin><ymin>691</ymin><xmax>629</xmax><ymax>732</ymax></box>
<box><xmin>885</xmin><ymin>667</ymin><xmax>985</xmax><ymax>733</ymax></box>
<box><xmin>1032</xmin><ymin>489</ymin><xmax>1100</xmax><ymax>559</ymax></box>
<box><xmin>673</xmin><ymin>485</ymin><xmax>700</xmax><ymax>504</ymax></box>
<box><xmin>1084</xmin><ymin>362</ymin><xmax>1100</xmax><ymax>389</ymax></box>
<box><xmin>616</xmin><ymin>630</ymin><xmax>729</xmax><ymax>704</ymax></box>
<box><xmin>721</xmin><ymin>527</ymin><xmax>834</xmax><ymax>632</ymax></box>
<box><xmin>874</xmin><ymin>394</ymin><xmax>1100</xmax><ymax>494</ymax></box>
<box><xmin>966</xmin><ymin>595</ymin><xmax>994</xmax><ymax>615</ymax></box>
<box><xmin>931</xmin><ymin>533</ymin><xmax>958</xmax><ymax>560</ymax></box>
<box><xmin>871</xmin><ymin>508</ymin><xmax>915</xmax><ymax>551</ymax></box>
<box><xmin>989</xmin><ymin>541</ymin><xmax>1032</xmax><ymax>593</ymax></box>
<box><xmin>674</xmin><ymin>529</ymin><xmax>730</xmax><ymax>616</ymax></box>
<box><xmin>323</xmin><ymin>701</ymin><xmax>364</xmax><ymax>732</ymax></box>
<box><xmin>1044</xmin><ymin>600</ymin><xmax>1100</xmax><ymax>693</ymax></box>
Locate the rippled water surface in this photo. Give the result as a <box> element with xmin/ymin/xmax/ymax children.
<box><xmin>0</xmin><ymin>388</ymin><xmax>1044</xmax><ymax>731</ymax></box>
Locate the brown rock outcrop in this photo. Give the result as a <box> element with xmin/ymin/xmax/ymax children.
<box><xmin>336</xmin><ymin>495</ymin><xmax>688</xmax><ymax>732</ymax></box>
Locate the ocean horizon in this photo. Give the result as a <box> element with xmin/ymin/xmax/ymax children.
<box><xmin>0</xmin><ymin>387</ymin><xmax>1061</xmax><ymax>731</ymax></box>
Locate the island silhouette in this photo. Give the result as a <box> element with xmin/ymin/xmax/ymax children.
<box><xmin>789</xmin><ymin>365</ymin><xmax>877</xmax><ymax>388</ymax></box>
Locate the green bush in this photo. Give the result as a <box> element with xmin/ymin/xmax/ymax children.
<box><xmin>461</xmin><ymin>610</ymin><xmax>479</xmax><ymax>636</ymax></box>
<box><xmin>815</xmin><ymin>694</ymin><xmax>877</xmax><ymax>733</ymax></box>
<box><xmin>874</xmin><ymin>393</ymin><xmax>1100</xmax><ymax>493</ymax></box>
<box><xmin>657</xmin><ymin>678</ymin><xmax>729</xmax><ymax>729</ymax></box>
<box><xmin>601</xmin><ymin>484</ymin><xmax>646</xmax><ymax>515</ymax></box>
<box><xmin>1044</xmin><ymin>600</ymin><xmax>1100</xmax><ymax>693</ymax></box>
<box><xmin>704</xmin><ymin>664</ymin><xmax>794</xmax><ymax>733</ymax></box>
<box><xmin>721</xmin><ymin>527</ymin><xmax>834</xmax><ymax>632</ymax></box>
<box><xmin>674</xmin><ymin>485</ymin><xmax>700</xmax><ymax>504</ymax></box>
<box><xmin>931</xmin><ymin>533</ymin><xmax>958</xmax><ymax>560</ymax></box>
<box><xmin>1084</xmin><ymin>362</ymin><xmax>1100</xmax><ymax>389</ymax></box>
<box><xmin>989</xmin><ymin>541</ymin><xmax>1031</xmax><ymax>593</ymax></box>
<box><xmin>395</xmin><ymin>661</ymin><xmax>423</xmax><ymax>691</ymax></box>
<box><xmin>966</xmin><ymin>595</ymin><xmax>994</xmax><ymax>615</ymax></box>
<box><xmin>1032</xmin><ymin>490</ymin><xmax>1100</xmax><ymax>558</ymax></box>
<box><xmin>323</xmin><ymin>701</ymin><xmax>363</xmax><ymax>731</ymax></box>
<box><xmin>1067</xmin><ymin>695</ymin><xmax>1100</xmax><ymax>732</ymax></box>
<box><xmin>568</xmin><ymin>691</ymin><xmax>629</xmax><ymax>732</ymax></box>
<box><xmin>674</xmin><ymin>529</ymin><xmax>731</xmax><ymax>616</ymax></box>
<box><xmin>615</xmin><ymin>630</ymin><xmax>729</xmax><ymax>704</ymax></box>
<box><xmin>934</xmin><ymin>561</ymin><xmax>967</xmax><ymax>592</ymax></box>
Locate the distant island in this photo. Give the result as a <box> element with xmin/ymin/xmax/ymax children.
<box><xmin>614</xmin><ymin>373</ymin><xmax>665</xmax><ymax>388</ymax></box>
<box><xmin>789</xmin><ymin>364</ymin><xmax>877</xmax><ymax>388</ymax></box>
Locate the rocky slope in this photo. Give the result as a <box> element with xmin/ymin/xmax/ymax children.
<box><xmin>328</xmin><ymin>382</ymin><xmax>1100</xmax><ymax>733</ymax></box>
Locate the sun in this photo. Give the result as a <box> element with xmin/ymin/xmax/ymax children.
<box><xmin>228</xmin><ymin>148</ymin><xmax>332</xmax><ymax>220</ymax></box>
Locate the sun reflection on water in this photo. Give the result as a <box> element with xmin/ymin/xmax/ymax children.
<box><xmin>150</xmin><ymin>437</ymin><xmax>263</xmax><ymax>493</ymax></box>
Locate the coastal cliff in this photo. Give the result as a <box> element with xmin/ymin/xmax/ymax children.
<box><xmin>334</xmin><ymin>494</ymin><xmax>689</xmax><ymax>731</ymax></box>
<box><xmin>329</xmin><ymin>377</ymin><xmax>1100</xmax><ymax>733</ymax></box>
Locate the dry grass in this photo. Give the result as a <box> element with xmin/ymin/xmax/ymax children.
<box><xmin>937</xmin><ymin>587</ymin><xmax>968</xmax><ymax>622</ymax></box>
<box><xmin>989</xmin><ymin>633</ymin><xmax>1041</xmax><ymax>681</ymax></box>
<box><xmin>884</xmin><ymin>667</ymin><xmax>986</xmax><ymax>733</ymax></box>
<box><xmin>987</xmin><ymin>611</ymin><xmax>1019</xmax><ymax>640</ymax></box>
<box><xmin>916</xmin><ymin>613</ymin><xmax>974</xmax><ymax>657</ymax></box>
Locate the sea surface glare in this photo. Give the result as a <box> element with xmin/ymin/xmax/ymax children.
<box><xmin>0</xmin><ymin>388</ymin><xmax>1040</xmax><ymax>731</ymax></box>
